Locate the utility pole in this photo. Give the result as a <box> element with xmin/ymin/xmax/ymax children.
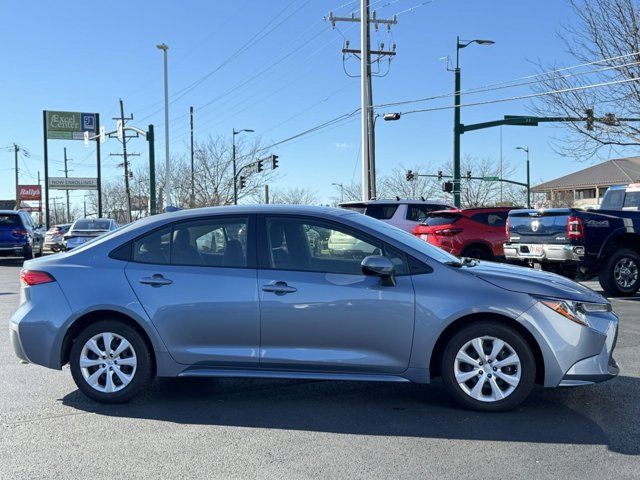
<box><xmin>110</xmin><ymin>99</ymin><xmax>139</xmax><ymax>223</ymax></box>
<box><xmin>156</xmin><ymin>43</ymin><xmax>170</xmax><ymax>206</ymax></box>
<box><xmin>63</xmin><ymin>148</ymin><xmax>71</xmax><ymax>222</ymax></box>
<box><xmin>13</xmin><ymin>143</ymin><xmax>19</xmax><ymax>207</ymax></box>
<box><xmin>264</xmin><ymin>184</ymin><xmax>269</xmax><ymax>204</ymax></box>
<box><xmin>328</xmin><ymin>3</ymin><xmax>397</xmax><ymax>201</ymax></box>
<box><xmin>190</xmin><ymin>106</ymin><xmax>195</xmax><ymax>208</ymax></box>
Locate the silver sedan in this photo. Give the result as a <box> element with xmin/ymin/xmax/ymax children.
<box><xmin>9</xmin><ymin>205</ymin><xmax>618</xmax><ymax>411</ymax></box>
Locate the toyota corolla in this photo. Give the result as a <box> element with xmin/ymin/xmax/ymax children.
<box><xmin>9</xmin><ymin>205</ymin><xmax>619</xmax><ymax>411</ymax></box>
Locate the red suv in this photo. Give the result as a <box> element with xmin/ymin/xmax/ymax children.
<box><xmin>412</xmin><ymin>207</ymin><xmax>514</xmax><ymax>260</ymax></box>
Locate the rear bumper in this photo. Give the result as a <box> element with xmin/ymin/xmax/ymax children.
<box><xmin>9</xmin><ymin>324</ymin><xmax>29</xmax><ymax>363</ymax></box>
<box><xmin>504</xmin><ymin>243</ymin><xmax>585</xmax><ymax>263</ymax></box>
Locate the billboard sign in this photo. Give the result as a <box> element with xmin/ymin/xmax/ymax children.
<box><xmin>18</xmin><ymin>185</ymin><xmax>42</xmax><ymax>201</ymax></box>
<box><xmin>48</xmin><ymin>177</ymin><xmax>98</xmax><ymax>190</ymax></box>
<box><xmin>46</xmin><ymin>111</ymin><xmax>97</xmax><ymax>140</ymax></box>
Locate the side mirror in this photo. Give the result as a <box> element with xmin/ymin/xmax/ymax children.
<box><xmin>361</xmin><ymin>255</ymin><xmax>396</xmax><ymax>286</ymax></box>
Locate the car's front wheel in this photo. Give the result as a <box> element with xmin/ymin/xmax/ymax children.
<box><xmin>440</xmin><ymin>322</ymin><xmax>536</xmax><ymax>412</ymax></box>
<box><xmin>70</xmin><ymin>320</ymin><xmax>153</xmax><ymax>403</ymax></box>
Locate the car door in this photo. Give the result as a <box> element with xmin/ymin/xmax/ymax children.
<box><xmin>124</xmin><ymin>215</ymin><xmax>260</xmax><ymax>366</ymax></box>
<box><xmin>257</xmin><ymin>215</ymin><xmax>415</xmax><ymax>374</ymax></box>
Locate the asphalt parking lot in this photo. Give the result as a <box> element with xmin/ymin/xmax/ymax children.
<box><xmin>0</xmin><ymin>257</ymin><xmax>638</xmax><ymax>479</ymax></box>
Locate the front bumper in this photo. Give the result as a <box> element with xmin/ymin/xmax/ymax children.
<box><xmin>504</xmin><ymin>243</ymin><xmax>585</xmax><ymax>263</ymax></box>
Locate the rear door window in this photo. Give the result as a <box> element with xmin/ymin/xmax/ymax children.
<box><xmin>601</xmin><ymin>189</ymin><xmax>625</xmax><ymax>209</ymax></box>
<box><xmin>406</xmin><ymin>204</ymin><xmax>450</xmax><ymax>222</ymax></box>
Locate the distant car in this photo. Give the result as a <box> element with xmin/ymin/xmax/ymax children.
<box><xmin>43</xmin><ymin>224</ymin><xmax>71</xmax><ymax>253</ymax></box>
<box><xmin>339</xmin><ymin>199</ymin><xmax>454</xmax><ymax>233</ymax></box>
<box><xmin>413</xmin><ymin>207</ymin><xmax>513</xmax><ymax>260</ymax></box>
<box><xmin>64</xmin><ymin>218</ymin><xmax>118</xmax><ymax>250</ymax></box>
<box><xmin>0</xmin><ymin>210</ymin><xmax>43</xmax><ymax>259</ymax></box>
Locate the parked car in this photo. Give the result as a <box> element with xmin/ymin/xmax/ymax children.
<box><xmin>43</xmin><ymin>224</ymin><xmax>71</xmax><ymax>253</ymax></box>
<box><xmin>504</xmin><ymin>184</ymin><xmax>640</xmax><ymax>296</ymax></box>
<box><xmin>339</xmin><ymin>199</ymin><xmax>454</xmax><ymax>233</ymax></box>
<box><xmin>413</xmin><ymin>207</ymin><xmax>513</xmax><ymax>260</ymax></box>
<box><xmin>11</xmin><ymin>205</ymin><xmax>619</xmax><ymax>411</ymax></box>
<box><xmin>0</xmin><ymin>210</ymin><xmax>43</xmax><ymax>259</ymax></box>
<box><xmin>64</xmin><ymin>218</ymin><xmax>118</xmax><ymax>250</ymax></box>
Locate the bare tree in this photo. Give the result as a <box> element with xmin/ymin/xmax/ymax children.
<box><xmin>532</xmin><ymin>0</ymin><xmax>640</xmax><ymax>160</ymax></box>
<box><xmin>270</xmin><ymin>187</ymin><xmax>320</xmax><ymax>205</ymax></box>
<box><xmin>378</xmin><ymin>165</ymin><xmax>442</xmax><ymax>200</ymax></box>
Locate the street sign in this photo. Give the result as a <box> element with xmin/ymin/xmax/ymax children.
<box><xmin>18</xmin><ymin>185</ymin><xmax>42</xmax><ymax>201</ymax></box>
<box><xmin>46</xmin><ymin>111</ymin><xmax>97</xmax><ymax>140</ymax></box>
<box><xmin>483</xmin><ymin>176</ymin><xmax>500</xmax><ymax>181</ymax></box>
<box><xmin>48</xmin><ymin>177</ymin><xmax>98</xmax><ymax>190</ymax></box>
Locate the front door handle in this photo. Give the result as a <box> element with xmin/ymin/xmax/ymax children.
<box><xmin>139</xmin><ymin>274</ymin><xmax>173</xmax><ymax>287</ymax></box>
<box><xmin>261</xmin><ymin>281</ymin><xmax>297</xmax><ymax>295</ymax></box>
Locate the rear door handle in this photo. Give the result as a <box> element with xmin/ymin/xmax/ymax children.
<box><xmin>261</xmin><ymin>281</ymin><xmax>297</xmax><ymax>295</ymax></box>
<box><xmin>139</xmin><ymin>274</ymin><xmax>173</xmax><ymax>287</ymax></box>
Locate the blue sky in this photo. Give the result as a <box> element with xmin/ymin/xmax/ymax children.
<box><xmin>0</xmin><ymin>0</ymin><xmax>615</xmax><ymax>208</ymax></box>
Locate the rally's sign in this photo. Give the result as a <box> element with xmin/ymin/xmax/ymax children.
<box><xmin>46</xmin><ymin>111</ymin><xmax>96</xmax><ymax>140</ymax></box>
<box><xmin>18</xmin><ymin>185</ymin><xmax>41</xmax><ymax>201</ymax></box>
<box><xmin>48</xmin><ymin>177</ymin><xmax>98</xmax><ymax>190</ymax></box>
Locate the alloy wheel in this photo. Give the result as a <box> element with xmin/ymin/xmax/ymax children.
<box><xmin>454</xmin><ymin>336</ymin><xmax>521</xmax><ymax>402</ymax></box>
<box><xmin>79</xmin><ymin>332</ymin><xmax>137</xmax><ymax>393</ymax></box>
<box><xmin>614</xmin><ymin>257</ymin><xmax>639</xmax><ymax>289</ymax></box>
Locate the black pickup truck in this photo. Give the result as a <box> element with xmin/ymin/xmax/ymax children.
<box><xmin>504</xmin><ymin>184</ymin><xmax>640</xmax><ymax>296</ymax></box>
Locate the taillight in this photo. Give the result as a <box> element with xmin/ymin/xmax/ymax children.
<box><xmin>505</xmin><ymin>217</ymin><xmax>510</xmax><ymax>237</ymax></box>
<box><xmin>20</xmin><ymin>269</ymin><xmax>55</xmax><ymax>286</ymax></box>
<box><xmin>12</xmin><ymin>228</ymin><xmax>28</xmax><ymax>237</ymax></box>
<box><xmin>413</xmin><ymin>225</ymin><xmax>427</xmax><ymax>236</ymax></box>
<box><xmin>433</xmin><ymin>228</ymin><xmax>463</xmax><ymax>236</ymax></box>
<box><xmin>567</xmin><ymin>216</ymin><xmax>584</xmax><ymax>239</ymax></box>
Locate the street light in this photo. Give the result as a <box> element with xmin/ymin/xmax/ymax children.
<box><xmin>452</xmin><ymin>36</ymin><xmax>494</xmax><ymax>208</ymax></box>
<box><xmin>156</xmin><ymin>43</ymin><xmax>170</xmax><ymax>206</ymax></box>
<box><xmin>332</xmin><ymin>182</ymin><xmax>345</xmax><ymax>203</ymax></box>
<box><xmin>232</xmin><ymin>128</ymin><xmax>255</xmax><ymax>205</ymax></box>
<box><xmin>515</xmin><ymin>146</ymin><xmax>531</xmax><ymax>208</ymax></box>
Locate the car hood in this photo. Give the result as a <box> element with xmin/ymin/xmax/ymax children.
<box><xmin>466</xmin><ymin>261</ymin><xmax>606</xmax><ymax>303</ymax></box>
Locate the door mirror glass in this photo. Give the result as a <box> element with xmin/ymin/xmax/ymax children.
<box><xmin>361</xmin><ymin>255</ymin><xmax>396</xmax><ymax>286</ymax></box>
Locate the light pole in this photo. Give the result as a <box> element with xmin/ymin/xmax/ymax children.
<box><xmin>156</xmin><ymin>43</ymin><xmax>170</xmax><ymax>207</ymax></box>
<box><xmin>516</xmin><ymin>146</ymin><xmax>531</xmax><ymax>208</ymax></box>
<box><xmin>232</xmin><ymin>128</ymin><xmax>254</xmax><ymax>205</ymax></box>
<box><xmin>453</xmin><ymin>36</ymin><xmax>494</xmax><ymax>208</ymax></box>
<box><xmin>332</xmin><ymin>183</ymin><xmax>345</xmax><ymax>203</ymax></box>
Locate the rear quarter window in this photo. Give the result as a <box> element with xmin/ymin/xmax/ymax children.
<box><xmin>406</xmin><ymin>204</ymin><xmax>450</xmax><ymax>222</ymax></box>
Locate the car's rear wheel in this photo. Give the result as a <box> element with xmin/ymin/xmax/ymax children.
<box><xmin>599</xmin><ymin>248</ymin><xmax>640</xmax><ymax>297</ymax></box>
<box><xmin>70</xmin><ymin>320</ymin><xmax>153</xmax><ymax>403</ymax></box>
<box><xmin>440</xmin><ymin>322</ymin><xmax>535</xmax><ymax>412</ymax></box>
<box><xmin>22</xmin><ymin>246</ymin><xmax>33</xmax><ymax>260</ymax></box>
<box><xmin>462</xmin><ymin>245</ymin><xmax>492</xmax><ymax>261</ymax></box>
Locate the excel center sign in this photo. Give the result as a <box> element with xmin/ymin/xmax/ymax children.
<box><xmin>46</xmin><ymin>111</ymin><xmax>96</xmax><ymax>140</ymax></box>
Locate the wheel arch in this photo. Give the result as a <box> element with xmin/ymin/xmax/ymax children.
<box><xmin>429</xmin><ymin>312</ymin><xmax>545</xmax><ymax>385</ymax></box>
<box><xmin>60</xmin><ymin>309</ymin><xmax>157</xmax><ymax>375</ymax></box>
<box><xmin>598</xmin><ymin>230</ymin><xmax>640</xmax><ymax>260</ymax></box>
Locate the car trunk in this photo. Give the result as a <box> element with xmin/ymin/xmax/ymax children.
<box><xmin>413</xmin><ymin>212</ymin><xmax>462</xmax><ymax>250</ymax></box>
<box><xmin>65</xmin><ymin>229</ymin><xmax>107</xmax><ymax>239</ymax></box>
<box><xmin>0</xmin><ymin>214</ymin><xmax>23</xmax><ymax>244</ymax></box>
<box><xmin>508</xmin><ymin>209</ymin><xmax>572</xmax><ymax>244</ymax></box>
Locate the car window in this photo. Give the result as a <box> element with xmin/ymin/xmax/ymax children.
<box><xmin>0</xmin><ymin>214</ymin><xmax>21</xmax><ymax>227</ymax></box>
<box><xmin>601</xmin><ymin>188</ymin><xmax>625</xmax><ymax>209</ymax></box>
<box><xmin>406</xmin><ymin>204</ymin><xmax>448</xmax><ymax>222</ymax></box>
<box><xmin>471</xmin><ymin>212</ymin><xmax>507</xmax><ymax>226</ymax></box>
<box><xmin>73</xmin><ymin>219</ymin><xmax>112</xmax><ymax>230</ymax></box>
<box><xmin>171</xmin><ymin>217</ymin><xmax>247</xmax><ymax>267</ymax></box>
<box><xmin>133</xmin><ymin>226</ymin><xmax>171</xmax><ymax>265</ymax></box>
<box><xmin>363</xmin><ymin>204</ymin><xmax>398</xmax><ymax>220</ymax></box>
<box><xmin>424</xmin><ymin>212</ymin><xmax>461</xmax><ymax>226</ymax></box>
<box><xmin>623</xmin><ymin>191</ymin><xmax>640</xmax><ymax>209</ymax></box>
<box><xmin>266</xmin><ymin>217</ymin><xmax>383</xmax><ymax>275</ymax></box>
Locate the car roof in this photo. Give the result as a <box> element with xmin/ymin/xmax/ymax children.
<box><xmin>339</xmin><ymin>199</ymin><xmax>450</xmax><ymax>206</ymax></box>
<box><xmin>430</xmin><ymin>206</ymin><xmax>514</xmax><ymax>215</ymax></box>
<box><xmin>0</xmin><ymin>210</ymin><xmax>20</xmax><ymax>214</ymax></box>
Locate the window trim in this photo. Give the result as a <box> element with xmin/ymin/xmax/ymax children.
<box><xmin>257</xmin><ymin>214</ymin><xmax>413</xmax><ymax>276</ymax></box>
<box><xmin>125</xmin><ymin>214</ymin><xmax>257</xmax><ymax>269</ymax></box>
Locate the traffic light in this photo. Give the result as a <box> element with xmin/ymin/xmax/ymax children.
<box><xmin>585</xmin><ymin>108</ymin><xmax>595</xmax><ymax>131</ymax></box>
<box><xmin>442</xmin><ymin>181</ymin><xmax>453</xmax><ymax>193</ymax></box>
<box><xmin>257</xmin><ymin>160</ymin><xmax>264</xmax><ymax>173</ymax></box>
<box><xmin>466</xmin><ymin>170</ymin><xmax>472</xmax><ymax>180</ymax></box>
<box><xmin>603</xmin><ymin>113</ymin><xmax>617</xmax><ymax>126</ymax></box>
<box><xmin>437</xmin><ymin>170</ymin><xmax>443</xmax><ymax>181</ymax></box>
<box><xmin>406</xmin><ymin>169</ymin><xmax>415</xmax><ymax>181</ymax></box>
<box><xmin>271</xmin><ymin>155</ymin><xmax>279</xmax><ymax>170</ymax></box>
<box><xmin>239</xmin><ymin>176</ymin><xmax>247</xmax><ymax>189</ymax></box>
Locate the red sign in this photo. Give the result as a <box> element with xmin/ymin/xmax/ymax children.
<box><xmin>18</xmin><ymin>185</ymin><xmax>41</xmax><ymax>201</ymax></box>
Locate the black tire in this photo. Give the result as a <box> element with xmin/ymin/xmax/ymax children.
<box><xmin>22</xmin><ymin>246</ymin><xmax>33</xmax><ymax>260</ymax></box>
<box><xmin>70</xmin><ymin>320</ymin><xmax>153</xmax><ymax>403</ymax></box>
<box><xmin>440</xmin><ymin>322</ymin><xmax>536</xmax><ymax>412</ymax></box>
<box><xmin>598</xmin><ymin>248</ymin><xmax>640</xmax><ymax>297</ymax></box>
<box><xmin>462</xmin><ymin>244</ymin><xmax>492</xmax><ymax>261</ymax></box>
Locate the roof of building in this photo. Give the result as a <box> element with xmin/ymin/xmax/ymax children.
<box><xmin>532</xmin><ymin>157</ymin><xmax>640</xmax><ymax>192</ymax></box>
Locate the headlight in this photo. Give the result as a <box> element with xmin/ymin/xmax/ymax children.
<box><xmin>534</xmin><ymin>296</ymin><xmax>610</xmax><ymax>327</ymax></box>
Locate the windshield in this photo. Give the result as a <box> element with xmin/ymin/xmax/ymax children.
<box><xmin>424</xmin><ymin>213</ymin><xmax>460</xmax><ymax>226</ymax></box>
<box><xmin>0</xmin><ymin>214</ymin><xmax>20</xmax><ymax>227</ymax></box>
<box><xmin>346</xmin><ymin>212</ymin><xmax>460</xmax><ymax>264</ymax></box>
<box><xmin>72</xmin><ymin>219</ymin><xmax>112</xmax><ymax>231</ymax></box>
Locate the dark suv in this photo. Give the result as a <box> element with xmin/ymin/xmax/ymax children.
<box><xmin>0</xmin><ymin>210</ymin><xmax>43</xmax><ymax>259</ymax></box>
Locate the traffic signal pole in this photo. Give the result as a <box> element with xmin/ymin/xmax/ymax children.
<box><xmin>453</xmin><ymin>64</ymin><xmax>462</xmax><ymax>207</ymax></box>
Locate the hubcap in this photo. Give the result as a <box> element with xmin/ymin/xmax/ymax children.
<box><xmin>454</xmin><ymin>336</ymin><xmax>521</xmax><ymax>402</ymax></box>
<box><xmin>79</xmin><ymin>332</ymin><xmax>137</xmax><ymax>393</ymax></box>
<box><xmin>614</xmin><ymin>257</ymin><xmax>639</xmax><ymax>289</ymax></box>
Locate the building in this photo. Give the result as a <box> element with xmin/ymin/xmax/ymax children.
<box><xmin>532</xmin><ymin>157</ymin><xmax>640</xmax><ymax>207</ymax></box>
